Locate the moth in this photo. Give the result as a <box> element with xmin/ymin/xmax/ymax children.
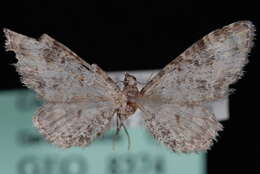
<box><xmin>4</xmin><ymin>21</ymin><xmax>255</xmax><ymax>152</ymax></box>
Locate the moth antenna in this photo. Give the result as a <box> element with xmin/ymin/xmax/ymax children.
<box><xmin>116</xmin><ymin>80</ymin><xmax>124</xmax><ymax>85</ymax></box>
<box><xmin>136</xmin><ymin>80</ymin><xmax>146</xmax><ymax>85</ymax></box>
<box><xmin>146</xmin><ymin>72</ymin><xmax>157</xmax><ymax>83</ymax></box>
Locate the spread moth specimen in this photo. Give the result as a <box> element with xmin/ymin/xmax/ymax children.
<box><xmin>4</xmin><ymin>21</ymin><xmax>255</xmax><ymax>152</ymax></box>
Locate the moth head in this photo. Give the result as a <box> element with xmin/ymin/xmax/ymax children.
<box><xmin>124</xmin><ymin>73</ymin><xmax>137</xmax><ymax>86</ymax></box>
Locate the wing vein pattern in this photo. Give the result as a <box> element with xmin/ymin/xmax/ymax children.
<box><xmin>4</xmin><ymin>29</ymin><xmax>121</xmax><ymax>147</ymax></box>
<box><xmin>137</xmin><ymin>21</ymin><xmax>255</xmax><ymax>152</ymax></box>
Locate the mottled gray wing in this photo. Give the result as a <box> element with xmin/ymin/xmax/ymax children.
<box><xmin>33</xmin><ymin>101</ymin><xmax>115</xmax><ymax>148</ymax></box>
<box><xmin>137</xmin><ymin>21</ymin><xmax>255</xmax><ymax>152</ymax></box>
<box><xmin>4</xmin><ymin>29</ymin><xmax>120</xmax><ymax>147</ymax></box>
<box><xmin>137</xmin><ymin>101</ymin><xmax>222</xmax><ymax>152</ymax></box>
<box><xmin>4</xmin><ymin>29</ymin><xmax>120</xmax><ymax>103</ymax></box>
<box><xmin>141</xmin><ymin>21</ymin><xmax>255</xmax><ymax>105</ymax></box>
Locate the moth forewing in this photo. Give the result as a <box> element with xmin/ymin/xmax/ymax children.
<box><xmin>4</xmin><ymin>28</ymin><xmax>121</xmax><ymax>148</ymax></box>
<box><xmin>137</xmin><ymin>21</ymin><xmax>255</xmax><ymax>152</ymax></box>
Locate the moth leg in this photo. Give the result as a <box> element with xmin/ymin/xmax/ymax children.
<box><xmin>112</xmin><ymin>114</ymin><xmax>121</xmax><ymax>151</ymax></box>
<box><xmin>112</xmin><ymin>114</ymin><xmax>131</xmax><ymax>151</ymax></box>
<box><xmin>121</xmin><ymin>122</ymin><xmax>131</xmax><ymax>151</ymax></box>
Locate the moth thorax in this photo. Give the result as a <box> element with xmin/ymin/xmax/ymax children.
<box><xmin>124</xmin><ymin>73</ymin><xmax>137</xmax><ymax>86</ymax></box>
<box><xmin>116</xmin><ymin>73</ymin><xmax>139</xmax><ymax>119</ymax></box>
<box><xmin>123</xmin><ymin>73</ymin><xmax>139</xmax><ymax>100</ymax></box>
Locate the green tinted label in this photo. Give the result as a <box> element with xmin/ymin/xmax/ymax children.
<box><xmin>0</xmin><ymin>90</ymin><xmax>205</xmax><ymax>174</ymax></box>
